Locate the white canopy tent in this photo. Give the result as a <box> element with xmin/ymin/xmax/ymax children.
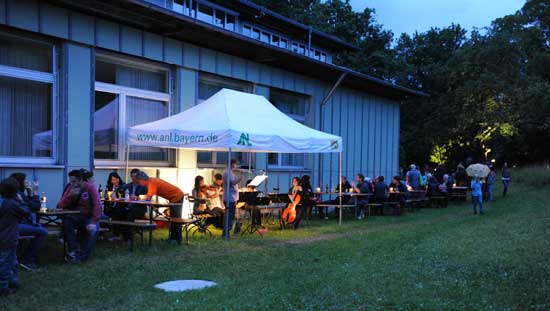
<box><xmin>126</xmin><ymin>88</ymin><xmax>345</xmax><ymax>236</ymax></box>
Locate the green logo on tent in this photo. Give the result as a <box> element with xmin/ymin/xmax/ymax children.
<box><xmin>330</xmin><ymin>140</ymin><xmax>339</xmax><ymax>150</ymax></box>
<box><xmin>237</xmin><ymin>133</ymin><xmax>252</xmax><ymax>146</ymax></box>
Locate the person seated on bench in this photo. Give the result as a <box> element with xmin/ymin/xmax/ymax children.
<box><xmin>103</xmin><ymin>172</ymin><xmax>126</xmax><ymax>242</ymax></box>
<box><xmin>136</xmin><ymin>172</ymin><xmax>184</xmax><ymax>244</ymax></box>
<box><xmin>9</xmin><ymin>173</ymin><xmax>48</xmax><ymax>271</ymax></box>
<box><xmin>373</xmin><ymin>176</ymin><xmax>389</xmax><ymax>215</ymax></box>
<box><xmin>300</xmin><ymin>175</ymin><xmax>316</xmax><ymax>221</ymax></box>
<box><xmin>389</xmin><ymin>176</ymin><xmax>407</xmax><ymax>206</ymax></box>
<box><xmin>0</xmin><ymin>177</ymin><xmax>30</xmax><ymax>295</ymax></box>
<box><xmin>321</xmin><ymin>175</ymin><xmax>352</xmax><ymax>219</ymax></box>
<box><xmin>351</xmin><ymin>173</ymin><xmax>372</xmax><ymax>219</ymax></box>
<box><xmin>192</xmin><ymin>176</ymin><xmax>224</xmax><ymax>228</ymax></box>
<box><xmin>58</xmin><ymin>169</ymin><xmax>101</xmax><ymax>263</ymax></box>
<box><xmin>206</xmin><ymin>174</ymin><xmax>226</xmax><ymax>229</ymax></box>
<box><xmin>426</xmin><ymin>175</ymin><xmax>442</xmax><ymax>197</ymax></box>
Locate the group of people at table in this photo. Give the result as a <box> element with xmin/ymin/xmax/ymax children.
<box><xmin>0</xmin><ymin>158</ymin><xmax>505</xmax><ymax>295</ymax></box>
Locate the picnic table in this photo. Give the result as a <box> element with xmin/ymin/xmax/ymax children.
<box><xmin>102</xmin><ymin>198</ymin><xmax>184</xmax><ymax>244</ymax></box>
<box><xmin>315</xmin><ymin>192</ymin><xmax>372</xmax><ymax>224</ymax></box>
<box><xmin>450</xmin><ymin>186</ymin><xmax>468</xmax><ymax>201</ymax></box>
<box><xmin>36</xmin><ymin>209</ymin><xmax>81</xmax><ymax>227</ymax></box>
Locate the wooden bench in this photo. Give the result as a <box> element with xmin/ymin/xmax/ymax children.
<box><xmin>429</xmin><ymin>196</ymin><xmax>448</xmax><ymax>208</ymax></box>
<box><xmin>364</xmin><ymin>203</ymin><xmax>383</xmax><ymax>216</ymax></box>
<box><xmin>99</xmin><ymin>219</ymin><xmax>156</xmax><ymax>249</ymax></box>
<box><xmin>169</xmin><ymin>217</ymin><xmax>208</xmax><ymax>244</ymax></box>
<box><xmin>383</xmin><ymin>202</ymin><xmax>402</xmax><ymax>215</ymax></box>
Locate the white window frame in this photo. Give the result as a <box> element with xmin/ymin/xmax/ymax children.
<box><xmin>0</xmin><ymin>34</ymin><xmax>57</xmax><ymax>165</ymax></box>
<box><xmin>93</xmin><ymin>54</ymin><xmax>173</xmax><ymax>168</ymax></box>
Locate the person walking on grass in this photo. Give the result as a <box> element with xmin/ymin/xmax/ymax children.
<box><xmin>487</xmin><ymin>166</ymin><xmax>496</xmax><ymax>202</ymax></box>
<box><xmin>471</xmin><ymin>175</ymin><xmax>484</xmax><ymax>215</ymax></box>
<box><xmin>501</xmin><ymin>162</ymin><xmax>512</xmax><ymax>197</ymax></box>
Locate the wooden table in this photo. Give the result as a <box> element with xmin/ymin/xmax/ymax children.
<box><xmin>315</xmin><ymin>192</ymin><xmax>372</xmax><ymax>224</ymax></box>
<box><xmin>450</xmin><ymin>187</ymin><xmax>468</xmax><ymax>201</ymax></box>
<box><xmin>102</xmin><ymin>199</ymin><xmax>184</xmax><ymax>242</ymax></box>
<box><xmin>36</xmin><ymin>209</ymin><xmax>81</xmax><ymax>227</ymax></box>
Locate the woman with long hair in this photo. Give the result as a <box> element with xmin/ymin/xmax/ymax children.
<box><xmin>104</xmin><ymin>172</ymin><xmax>126</xmax><ymax>242</ymax></box>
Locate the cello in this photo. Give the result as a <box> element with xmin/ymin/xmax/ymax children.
<box><xmin>282</xmin><ymin>193</ymin><xmax>301</xmax><ymax>224</ymax></box>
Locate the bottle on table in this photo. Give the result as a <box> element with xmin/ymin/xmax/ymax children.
<box><xmin>40</xmin><ymin>192</ymin><xmax>47</xmax><ymax>212</ymax></box>
<box><xmin>325</xmin><ymin>184</ymin><xmax>329</xmax><ymax>193</ymax></box>
<box><xmin>124</xmin><ymin>188</ymin><xmax>130</xmax><ymax>201</ymax></box>
<box><xmin>98</xmin><ymin>184</ymin><xmax>104</xmax><ymax>199</ymax></box>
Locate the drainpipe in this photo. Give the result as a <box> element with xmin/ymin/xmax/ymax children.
<box><xmin>317</xmin><ymin>72</ymin><xmax>347</xmax><ymax>188</ymax></box>
<box><xmin>307</xmin><ymin>27</ymin><xmax>312</xmax><ymax>57</ymax></box>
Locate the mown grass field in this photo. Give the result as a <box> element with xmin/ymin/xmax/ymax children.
<box><xmin>2</xmin><ymin>177</ymin><xmax>550</xmax><ymax>310</ymax></box>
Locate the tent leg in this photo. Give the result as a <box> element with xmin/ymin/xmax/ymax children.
<box><xmin>339</xmin><ymin>151</ymin><xmax>342</xmax><ymax>226</ymax></box>
<box><xmin>125</xmin><ymin>145</ymin><xmax>130</xmax><ymax>183</ymax></box>
<box><xmin>223</xmin><ymin>148</ymin><xmax>232</xmax><ymax>239</ymax></box>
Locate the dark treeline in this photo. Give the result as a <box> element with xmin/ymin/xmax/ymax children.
<box><xmin>251</xmin><ymin>0</ymin><xmax>550</xmax><ymax>167</ymax></box>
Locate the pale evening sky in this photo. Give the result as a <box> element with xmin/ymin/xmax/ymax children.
<box><xmin>349</xmin><ymin>0</ymin><xmax>526</xmax><ymax>39</ymax></box>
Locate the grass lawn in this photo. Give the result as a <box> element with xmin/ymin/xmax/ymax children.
<box><xmin>3</xmin><ymin>181</ymin><xmax>550</xmax><ymax>310</ymax></box>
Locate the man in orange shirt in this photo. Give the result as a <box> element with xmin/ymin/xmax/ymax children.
<box><xmin>135</xmin><ymin>171</ymin><xmax>184</xmax><ymax>244</ymax></box>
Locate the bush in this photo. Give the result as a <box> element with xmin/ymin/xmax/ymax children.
<box><xmin>512</xmin><ymin>164</ymin><xmax>550</xmax><ymax>187</ymax></box>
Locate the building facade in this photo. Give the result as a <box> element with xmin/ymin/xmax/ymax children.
<box><xmin>0</xmin><ymin>0</ymin><xmax>424</xmax><ymax>209</ymax></box>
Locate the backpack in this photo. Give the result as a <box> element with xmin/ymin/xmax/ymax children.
<box><xmin>419</xmin><ymin>174</ymin><xmax>425</xmax><ymax>187</ymax></box>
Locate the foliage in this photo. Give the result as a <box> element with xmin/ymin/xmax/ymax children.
<box><xmin>250</xmin><ymin>0</ymin><xmax>550</xmax><ymax>167</ymax></box>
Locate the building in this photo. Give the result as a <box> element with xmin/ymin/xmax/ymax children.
<box><xmin>0</xmin><ymin>0</ymin><xmax>425</xmax><ymax>209</ymax></box>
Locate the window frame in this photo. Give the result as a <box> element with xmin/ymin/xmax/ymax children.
<box><xmin>0</xmin><ymin>33</ymin><xmax>58</xmax><ymax>165</ymax></box>
<box><xmin>93</xmin><ymin>54</ymin><xmax>174</xmax><ymax>168</ymax></box>
<box><xmin>267</xmin><ymin>88</ymin><xmax>310</xmax><ymax>170</ymax></box>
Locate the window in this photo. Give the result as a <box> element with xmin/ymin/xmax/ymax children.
<box><xmin>268</xmin><ymin>89</ymin><xmax>309</xmax><ymax>168</ymax></box>
<box><xmin>260</xmin><ymin>32</ymin><xmax>270</xmax><ymax>43</ymax></box>
<box><xmin>214</xmin><ymin>9</ymin><xmax>225</xmax><ymax>27</ymax></box>
<box><xmin>252</xmin><ymin>28</ymin><xmax>260</xmax><ymax>40</ymax></box>
<box><xmin>271</xmin><ymin>35</ymin><xmax>280</xmax><ymax>46</ymax></box>
<box><xmin>280</xmin><ymin>38</ymin><xmax>288</xmax><ymax>49</ymax></box>
<box><xmin>225</xmin><ymin>15</ymin><xmax>236</xmax><ymax>31</ymax></box>
<box><xmin>0</xmin><ymin>33</ymin><xmax>55</xmax><ymax>163</ymax></box>
<box><xmin>197</xmin><ymin>74</ymin><xmax>253</xmax><ymax>167</ymax></box>
<box><xmin>243</xmin><ymin>25</ymin><xmax>252</xmax><ymax>37</ymax></box>
<box><xmin>94</xmin><ymin>55</ymin><xmax>172</xmax><ymax>166</ymax></box>
<box><xmin>197</xmin><ymin>3</ymin><xmax>213</xmax><ymax>23</ymax></box>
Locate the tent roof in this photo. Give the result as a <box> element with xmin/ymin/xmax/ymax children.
<box><xmin>127</xmin><ymin>89</ymin><xmax>342</xmax><ymax>153</ymax></box>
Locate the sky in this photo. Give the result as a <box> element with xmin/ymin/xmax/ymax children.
<box><xmin>349</xmin><ymin>0</ymin><xmax>526</xmax><ymax>38</ymax></box>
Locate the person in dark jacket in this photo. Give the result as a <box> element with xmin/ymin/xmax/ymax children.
<box><xmin>0</xmin><ymin>178</ymin><xmax>29</xmax><ymax>295</ymax></box>
<box><xmin>9</xmin><ymin>173</ymin><xmax>48</xmax><ymax>271</ymax></box>
<box><xmin>373</xmin><ymin>176</ymin><xmax>389</xmax><ymax>215</ymax></box>
<box><xmin>103</xmin><ymin>172</ymin><xmax>126</xmax><ymax>242</ymax></box>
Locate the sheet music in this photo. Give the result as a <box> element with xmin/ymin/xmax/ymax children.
<box><xmin>248</xmin><ymin>175</ymin><xmax>268</xmax><ymax>187</ymax></box>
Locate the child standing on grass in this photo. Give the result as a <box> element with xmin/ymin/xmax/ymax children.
<box><xmin>0</xmin><ymin>178</ymin><xmax>29</xmax><ymax>296</ymax></box>
<box><xmin>471</xmin><ymin>175</ymin><xmax>484</xmax><ymax>215</ymax></box>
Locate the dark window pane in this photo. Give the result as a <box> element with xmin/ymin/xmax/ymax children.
<box><xmin>0</xmin><ymin>34</ymin><xmax>52</xmax><ymax>72</ymax></box>
<box><xmin>268</xmin><ymin>153</ymin><xmax>278</xmax><ymax>165</ymax></box>
<box><xmin>270</xmin><ymin>88</ymin><xmax>307</xmax><ymax>116</ymax></box>
<box><xmin>197</xmin><ymin>151</ymin><xmax>213</xmax><ymax>164</ymax></box>
<box><xmin>214</xmin><ymin>10</ymin><xmax>224</xmax><ymax>27</ymax></box>
<box><xmin>94</xmin><ymin>92</ymin><xmax>119</xmax><ymax>159</ymax></box>
<box><xmin>280</xmin><ymin>39</ymin><xmax>288</xmax><ymax>48</ymax></box>
<box><xmin>243</xmin><ymin>25</ymin><xmax>251</xmax><ymax>37</ymax></box>
<box><xmin>261</xmin><ymin>32</ymin><xmax>270</xmax><ymax>43</ymax></box>
<box><xmin>226</xmin><ymin>15</ymin><xmax>236</xmax><ymax>31</ymax></box>
<box><xmin>0</xmin><ymin>76</ymin><xmax>52</xmax><ymax>157</ymax></box>
<box><xmin>271</xmin><ymin>35</ymin><xmax>279</xmax><ymax>46</ymax></box>
<box><xmin>198</xmin><ymin>79</ymin><xmax>247</xmax><ymax>100</ymax></box>
<box><xmin>197</xmin><ymin>4</ymin><xmax>213</xmax><ymax>23</ymax></box>
<box><xmin>96</xmin><ymin>60</ymin><xmax>167</xmax><ymax>93</ymax></box>
<box><xmin>252</xmin><ymin>29</ymin><xmax>260</xmax><ymax>40</ymax></box>
<box><xmin>126</xmin><ymin>96</ymin><xmax>169</xmax><ymax>161</ymax></box>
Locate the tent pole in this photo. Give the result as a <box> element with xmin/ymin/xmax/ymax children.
<box><xmin>223</xmin><ymin>148</ymin><xmax>232</xmax><ymax>239</ymax></box>
<box><xmin>125</xmin><ymin>145</ymin><xmax>130</xmax><ymax>183</ymax></box>
<box><xmin>339</xmin><ymin>151</ymin><xmax>342</xmax><ymax>226</ymax></box>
